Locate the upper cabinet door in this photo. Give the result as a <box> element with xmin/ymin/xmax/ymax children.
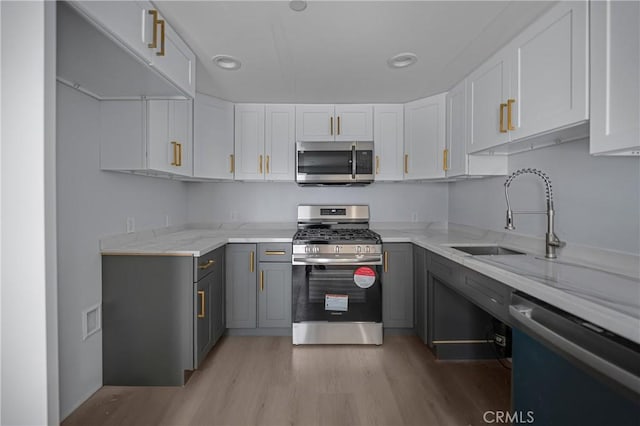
<box><xmin>334</xmin><ymin>105</ymin><xmax>373</xmax><ymax>141</ymax></box>
<box><xmin>509</xmin><ymin>1</ymin><xmax>588</xmax><ymax>141</ymax></box>
<box><xmin>147</xmin><ymin>99</ymin><xmax>192</xmax><ymax>177</ymax></box>
<box><xmin>590</xmin><ymin>0</ymin><xmax>640</xmax><ymax>156</ymax></box>
<box><xmin>265</xmin><ymin>105</ymin><xmax>296</xmax><ymax>181</ymax></box>
<box><xmin>234</xmin><ymin>104</ymin><xmax>266</xmax><ymax>180</ymax></box>
<box><xmin>404</xmin><ymin>94</ymin><xmax>447</xmax><ymax>180</ymax></box>
<box><xmin>373</xmin><ymin>105</ymin><xmax>404</xmax><ymax>181</ymax></box>
<box><xmin>295</xmin><ymin>105</ymin><xmax>335</xmax><ymax>141</ymax></box>
<box><xmin>467</xmin><ymin>50</ymin><xmax>512</xmax><ymax>154</ymax></box>
<box><xmin>446</xmin><ymin>80</ymin><xmax>468</xmax><ymax>177</ymax></box>
<box><xmin>193</xmin><ymin>94</ymin><xmax>234</xmax><ymax>180</ymax></box>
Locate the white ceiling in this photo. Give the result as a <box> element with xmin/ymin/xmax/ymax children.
<box><xmin>156</xmin><ymin>1</ymin><xmax>556</xmax><ymax>103</ymax></box>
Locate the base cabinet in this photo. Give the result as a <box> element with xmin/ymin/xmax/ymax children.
<box><xmin>258</xmin><ymin>262</ymin><xmax>292</xmax><ymax>328</ymax></box>
<box><xmin>194</xmin><ymin>247</ymin><xmax>225</xmax><ymax>367</ymax></box>
<box><xmin>413</xmin><ymin>245</ymin><xmax>428</xmax><ymax>342</ymax></box>
<box><xmin>382</xmin><ymin>243</ymin><xmax>414</xmax><ymax>328</ymax></box>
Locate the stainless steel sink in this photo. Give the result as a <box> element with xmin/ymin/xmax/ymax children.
<box><xmin>450</xmin><ymin>246</ymin><xmax>526</xmax><ymax>256</ymax></box>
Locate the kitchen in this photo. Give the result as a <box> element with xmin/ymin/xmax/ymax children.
<box><xmin>1</xmin><ymin>0</ymin><xmax>639</xmax><ymax>425</ymax></box>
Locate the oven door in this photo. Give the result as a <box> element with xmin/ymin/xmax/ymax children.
<box><xmin>292</xmin><ymin>262</ymin><xmax>382</xmax><ymax>323</ymax></box>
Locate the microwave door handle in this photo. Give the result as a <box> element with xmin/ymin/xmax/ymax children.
<box><xmin>351</xmin><ymin>144</ymin><xmax>356</xmax><ymax>179</ymax></box>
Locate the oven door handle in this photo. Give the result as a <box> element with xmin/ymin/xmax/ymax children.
<box><xmin>292</xmin><ymin>256</ymin><xmax>382</xmax><ymax>266</ymax></box>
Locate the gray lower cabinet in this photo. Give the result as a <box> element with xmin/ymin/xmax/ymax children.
<box><xmin>382</xmin><ymin>243</ymin><xmax>414</xmax><ymax>328</ymax></box>
<box><xmin>226</xmin><ymin>243</ymin><xmax>292</xmax><ymax>331</ymax></box>
<box><xmin>225</xmin><ymin>244</ymin><xmax>257</xmax><ymax>328</ymax></box>
<box><xmin>413</xmin><ymin>245</ymin><xmax>428</xmax><ymax>343</ymax></box>
<box><xmin>194</xmin><ymin>247</ymin><xmax>225</xmax><ymax>367</ymax></box>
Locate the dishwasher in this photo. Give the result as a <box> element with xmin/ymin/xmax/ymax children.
<box><xmin>509</xmin><ymin>292</ymin><xmax>640</xmax><ymax>425</ymax></box>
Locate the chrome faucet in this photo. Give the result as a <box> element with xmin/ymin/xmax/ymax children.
<box><xmin>504</xmin><ymin>168</ymin><xmax>564</xmax><ymax>259</ymax></box>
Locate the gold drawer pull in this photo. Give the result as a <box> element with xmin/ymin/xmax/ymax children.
<box><xmin>404</xmin><ymin>154</ymin><xmax>408</xmax><ymax>174</ymax></box>
<box><xmin>337</xmin><ymin>116</ymin><xmax>341</xmax><ymax>135</ymax></box>
<box><xmin>375</xmin><ymin>155</ymin><xmax>380</xmax><ymax>174</ymax></box>
<box><xmin>197</xmin><ymin>290</ymin><xmax>205</xmax><ymax>318</ymax></box>
<box><xmin>260</xmin><ymin>270</ymin><xmax>264</xmax><ymax>292</ymax></box>
<box><xmin>499</xmin><ymin>103</ymin><xmax>507</xmax><ymax>133</ymax></box>
<box><xmin>198</xmin><ymin>259</ymin><xmax>215</xmax><ymax>270</ymax></box>
<box><xmin>230</xmin><ymin>154</ymin><xmax>235</xmax><ymax>173</ymax></box>
<box><xmin>384</xmin><ymin>251</ymin><xmax>389</xmax><ymax>272</ymax></box>
<box><xmin>443</xmin><ymin>149</ymin><xmax>448</xmax><ymax>171</ymax></box>
<box><xmin>148</xmin><ymin>10</ymin><xmax>159</xmax><ymax>49</ymax></box>
<box><xmin>156</xmin><ymin>19</ymin><xmax>165</xmax><ymax>56</ymax></box>
<box><xmin>171</xmin><ymin>141</ymin><xmax>178</xmax><ymax>166</ymax></box>
<box><xmin>264</xmin><ymin>250</ymin><xmax>286</xmax><ymax>255</ymax></box>
<box><xmin>259</xmin><ymin>155</ymin><xmax>263</xmax><ymax>174</ymax></box>
<box><xmin>330</xmin><ymin>116</ymin><xmax>334</xmax><ymax>135</ymax></box>
<box><xmin>507</xmin><ymin>98</ymin><xmax>516</xmax><ymax>131</ymax></box>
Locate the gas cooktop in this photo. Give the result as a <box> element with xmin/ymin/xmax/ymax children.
<box><xmin>292</xmin><ymin>228</ymin><xmax>382</xmax><ymax>245</ymax></box>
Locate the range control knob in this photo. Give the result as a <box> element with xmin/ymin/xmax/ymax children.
<box><xmin>313</xmin><ymin>246</ymin><xmax>320</xmax><ymax>253</ymax></box>
<box><xmin>356</xmin><ymin>246</ymin><xmax>362</xmax><ymax>254</ymax></box>
<box><xmin>334</xmin><ymin>245</ymin><xmax>341</xmax><ymax>253</ymax></box>
<box><xmin>305</xmin><ymin>246</ymin><xmax>311</xmax><ymax>253</ymax></box>
<box><xmin>365</xmin><ymin>246</ymin><xmax>371</xmax><ymax>253</ymax></box>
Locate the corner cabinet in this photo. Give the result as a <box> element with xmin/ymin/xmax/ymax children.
<box><xmin>100</xmin><ymin>99</ymin><xmax>193</xmax><ymax>177</ymax></box>
<box><xmin>373</xmin><ymin>104</ymin><xmax>405</xmax><ymax>181</ymax></box>
<box><xmin>234</xmin><ymin>104</ymin><xmax>295</xmax><ymax>181</ymax></box>
<box><xmin>193</xmin><ymin>93</ymin><xmax>235</xmax><ymax>179</ymax></box>
<box><xmin>382</xmin><ymin>243</ymin><xmax>414</xmax><ymax>328</ymax></box>
<box><xmin>589</xmin><ymin>0</ymin><xmax>640</xmax><ymax>156</ymax></box>
<box><xmin>70</xmin><ymin>1</ymin><xmax>195</xmax><ymax>98</ymax></box>
<box><xmin>404</xmin><ymin>94</ymin><xmax>447</xmax><ymax>180</ymax></box>
<box><xmin>467</xmin><ymin>1</ymin><xmax>589</xmax><ymax>155</ymax></box>
<box><xmin>295</xmin><ymin>104</ymin><xmax>373</xmax><ymax>142</ymax></box>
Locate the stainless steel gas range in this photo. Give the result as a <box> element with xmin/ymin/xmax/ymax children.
<box><xmin>291</xmin><ymin>205</ymin><xmax>383</xmax><ymax>345</ymax></box>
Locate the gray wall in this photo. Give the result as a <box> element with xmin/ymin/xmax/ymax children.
<box><xmin>449</xmin><ymin>139</ymin><xmax>640</xmax><ymax>254</ymax></box>
<box><xmin>56</xmin><ymin>83</ymin><xmax>189</xmax><ymax>419</ymax></box>
<box><xmin>187</xmin><ymin>181</ymin><xmax>449</xmax><ymax>224</ymax></box>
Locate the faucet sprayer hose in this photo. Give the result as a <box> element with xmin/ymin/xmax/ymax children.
<box><xmin>504</xmin><ymin>168</ymin><xmax>553</xmax><ymax>202</ymax></box>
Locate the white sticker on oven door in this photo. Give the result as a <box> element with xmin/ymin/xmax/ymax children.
<box><xmin>354</xmin><ymin>266</ymin><xmax>376</xmax><ymax>289</ymax></box>
<box><xmin>325</xmin><ymin>294</ymin><xmax>348</xmax><ymax>311</ymax></box>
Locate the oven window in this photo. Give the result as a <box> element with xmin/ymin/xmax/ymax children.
<box><xmin>292</xmin><ymin>265</ymin><xmax>382</xmax><ymax>323</ymax></box>
<box><xmin>297</xmin><ymin>151</ymin><xmax>352</xmax><ymax>175</ymax></box>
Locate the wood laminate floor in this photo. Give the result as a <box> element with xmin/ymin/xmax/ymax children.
<box><xmin>62</xmin><ymin>336</ymin><xmax>511</xmax><ymax>426</ymax></box>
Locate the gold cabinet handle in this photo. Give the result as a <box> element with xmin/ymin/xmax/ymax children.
<box><xmin>443</xmin><ymin>149</ymin><xmax>449</xmax><ymax>171</ymax></box>
<box><xmin>375</xmin><ymin>155</ymin><xmax>380</xmax><ymax>174</ymax></box>
<box><xmin>198</xmin><ymin>259</ymin><xmax>215</xmax><ymax>270</ymax></box>
<box><xmin>171</xmin><ymin>141</ymin><xmax>178</xmax><ymax>166</ymax></box>
<box><xmin>330</xmin><ymin>116</ymin><xmax>334</xmax><ymax>135</ymax></box>
<box><xmin>197</xmin><ymin>290</ymin><xmax>205</xmax><ymax>318</ymax></box>
<box><xmin>250</xmin><ymin>251</ymin><xmax>254</xmax><ymax>272</ymax></box>
<box><xmin>260</xmin><ymin>270</ymin><xmax>264</xmax><ymax>292</ymax></box>
<box><xmin>384</xmin><ymin>251</ymin><xmax>389</xmax><ymax>272</ymax></box>
<box><xmin>499</xmin><ymin>103</ymin><xmax>507</xmax><ymax>133</ymax></box>
<box><xmin>148</xmin><ymin>10</ymin><xmax>159</xmax><ymax>49</ymax></box>
<box><xmin>259</xmin><ymin>155</ymin><xmax>263</xmax><ymax>174</ymax></box>
<box><xmin>177</xmin><ymin>143</ymin><xmax>182</xmax><ymax>167</ymax></box>
<box><xmin>507</xmin><ymin>99</ymin><xmax>516</xmax><ymax>131</ymax></box>
<box><xmin>404</xmin><ymin>154</ymin><xmax>409</xmax><ymax>174</ymax></box>
<box><xmin>337</xmin><ymin>116</ymin><xmax>341</xmax><ymax>135</ymax></box>
<box><xmin>266</xmin><ymin>155</ymin><xmax>270</xmax><ymax>174</ymax></box>
<box><xmin>156</xmin><ymin>19</ymin><xmax>165</xmax><ymax>56</ymax></box>
<box><xmin>230</xmin><ymin>154</ymin><xmax>235</xmax><ymax>173</ymax></box>
<box><xmin>264</xmin><ymin>250</ymin><xmax>286</xmax><ymax>255</ymax></box>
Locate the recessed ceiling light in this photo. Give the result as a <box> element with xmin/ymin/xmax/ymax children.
<box><xmin>212</xmin><ymin>55</ymin><xmax>241</xmax><ymax>71</ymax></box>
<box><xmin>289</xmin><ymin>1</ymin><xmax>307</xmax><ymax>12</ymax></box>
<box><xmin>387</xmin><ymin>52</ymin><xmax>418</xmax><ymax>69</ymax></box>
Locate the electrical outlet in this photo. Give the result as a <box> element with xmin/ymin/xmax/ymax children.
<box><xmin>126</xmin><ymin>217</ymin><xmax>135</xmax><ymax>233</ymax></box>
<box><xmin>165</xmin><ymin>215</ymin><xmax>170</xmax><ymax>227</ymax></box>
<box><xmin>411</xmin><ymin>212</ymin><xmax>418</xmax><ymax>222</ymax></box>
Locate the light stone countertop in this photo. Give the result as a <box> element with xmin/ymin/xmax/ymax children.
<box><xmin>100</xmin><ymin>222</ymin><xmax>640</xmax><ymax>344</ymax></box>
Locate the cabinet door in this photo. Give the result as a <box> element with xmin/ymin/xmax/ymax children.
<box><xmin>225</xmin><ymin>244</ymin><xmax>257</xmax><ymax>328</ymax></box>
<box><xmin>446</xmin><ymin>80</ymin><xmax>468</xmax><ymax>177</ymax></box>
<box><xmin>195</xmin><ymin>275</ymin><xmax>213</xmax><ymax>367</ymax></box>
<box><xmin>211</xmin><ymin>249</ymin><xmax>226</xmax><ymax>344</ymax></box>
<box><xmin>404</xmin><ymin>94</ymin><xmax>447</xmax><ymax>179</ymax></box>
<box><xmin>334</xmin><ymin>105</ymin><xmax>373</xmax><ymax>141</ymax></box>
<box><xmin>258</xmin><ymin>263</ymin><xmax>292</xmax><ymax>328</ymax></box>
<box><xmin>193</xmin><ymin>94</ymin><xmax>234</xmax><ymax>179</ymax></box>
<box><xmin>265</xmin><ymin>105</ymin><xmax>295</xmax><ymax>181</ymax></box>
<box><xmin>382</xmin><ymin>243</ymin><xmax>414</xmax><ymax>328</ymax></box>
<box><xmin>373</xmin><ymin>105</ymin><xmax>404</xmax><ymax>181</ymax></box>
<box><xmin>467</xmin><ymin>51</ymin><xmax>511</xmax><ymax>153</ymax></box>
<box><xmin>295</xmin><ymin>105</ymin><xmax>335</xmax><ymax>141</ymax></box>
<box><xmin>509</xmin><ymin>1</ymin><xmax>588</xmax><ymax>141</ymax></box>
<box><xmin>169</xmin><ymin>100</ymin><xmax>192</xmax><ymax>177</ymax></box>
<box><xmin>590</xmin><ymin>0</ymin><xmax>640</xmax><ymax>156</ymax></box>
<box><xmin>147</xmin><ymin>100</ymin><xmax>173</xmax><ymax>174</ymax></box>
<box><xmin>234</xmin><ymin>104</ymin><xmax>265</xmax><ymax>180</ymax></box>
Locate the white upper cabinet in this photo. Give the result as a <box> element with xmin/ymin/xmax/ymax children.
<box><xmin>508</xmin><ymin>1</ymin><xmax>588</xmax><ymax>141</ymax></box>
<box><xmin>467</xmin><ymin>1</ymin><xmax>588</xmax><ymax>154</ymax></box>
<box><xmin>590</xmin><ymin>0</ymin><xmax>640</xmax><ymax>156</ymax></box>
<box><xmin>295</xmin><ymin>105</ymin><xmax>373</xmax><ymax>141</ymax></box>
<box><xmin>235</xmin><ymin>104</ymin><xmax>295</xmax><ymax>181</ymax></box>
<box><xmin>193</xmin><ymin>94</ymin><xmax>234</xmax><ymax>180</ymax></box>
<box><xmin>265</xmin><ymin>105</ymin><xmax>296</xmax><ymax>181</ymax></box>
<box><xmin>446</xmin><ymin>80</ymin><xmax>507</xmax><ymax>178</ymax></box>
<box><xmin>71</xmin><ymin>1</ymin><xmax>195</xmax><ymax>98</ymax></box>
<box><xmin>100</xmin><ymin>99</ymin><xmax>193</xmax><ymax>177</ymax></box>
<box><xmin>404</xmin><ymin>94</ymin><xmax>447</xmax><ymax>180</ymax></box>
<box><xmin>373</xmin><ymin>105</ymin><xmax>404</xmax><ymax>181</ymax></box>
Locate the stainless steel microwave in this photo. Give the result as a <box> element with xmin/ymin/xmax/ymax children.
<box><xmin>295</xmin><ymin>141</ymin><xmax>374</xmax><ymax>185</ymax></box>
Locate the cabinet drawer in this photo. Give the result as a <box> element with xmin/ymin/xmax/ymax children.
<box><xmin>462</xmin><ymin>269</ymin><xmax>511</xmax><ymax>324</ymax></box>
<box><xmin>427</xmin><ymin>252</ymin><xmax>461</xmax><ymax>287</ymax></box>
<box><xmin>258</xmin><ymin>243</ymin><xmax>292</xmax><ymax>262</ymax></box>
<box><xmin>194</xmin><ymin>247</ymin><xmax>223</xmax><ymax>281</ymax></box>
